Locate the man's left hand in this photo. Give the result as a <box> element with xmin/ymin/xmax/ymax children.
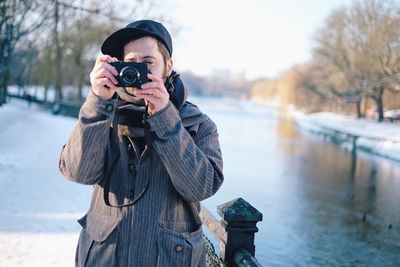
<box><xmin>134</xmin><ymin>73</ymin><xmax>170</xmax><ymax>115</ymax></box>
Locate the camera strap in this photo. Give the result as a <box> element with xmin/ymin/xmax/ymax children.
<box><xmin>102</xmin><ymin>71</ymin><xmax>188</xmax><ymax>208</ymax></box>
<box><xmin>102</xmin><ymin>98</ymin><xmax>149</xmax><ymax>208</ymax></box>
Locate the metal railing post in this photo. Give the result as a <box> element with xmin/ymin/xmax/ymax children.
<box><xmin>217</xmin><ymin>197</ymin><xmax>263</xmax><ymax>266</ymax></box>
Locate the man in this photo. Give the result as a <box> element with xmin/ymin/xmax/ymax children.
<box><xmin>59</xmin><ymin>20</ymin><xmax>223</xmax><ymax>267</ymax></box>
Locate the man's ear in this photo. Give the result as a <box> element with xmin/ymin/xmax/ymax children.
<box><xmin>166</xmin><ymin>58</ymin><xmax>173</xmax><ymax>77</ymax></box>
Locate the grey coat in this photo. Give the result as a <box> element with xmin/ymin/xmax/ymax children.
<box><xmin>59</xmin><ymin>91</ymin><xmax>224</xmax><ymax>267</ymax></box>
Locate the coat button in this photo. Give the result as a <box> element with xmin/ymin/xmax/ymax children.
<box><xmin>175</xmin><ymin>245</ymin><xmax>183</xmax><ymax>252</ymax></box>
<box><xmin>105</xmin><ymin>104</ymin><xmax>114</xmax><ymax>112</ymax></box>
<box><xmin>144</xmin><ymin>122</ymin><xmax>151</xmax><ymax>129</ymax></box>
<box><xmin>128</xmin><ymin>164</ymin><xmax>135</xmax><ymax>171</ymax></box>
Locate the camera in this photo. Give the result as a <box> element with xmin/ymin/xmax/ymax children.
<box><xmin>109</xmin><ymin>61</ymin><xmax>150</xmax><ymax>87</ymax></box>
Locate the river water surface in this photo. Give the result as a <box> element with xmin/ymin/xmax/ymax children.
<box><xmin>193</xmin><ymin>97</ymin><xmax>400</xmax><ymax>267</ymax></box>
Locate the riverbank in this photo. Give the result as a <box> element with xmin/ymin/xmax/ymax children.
<box><xmin>0</xmin><ymin>100</ymin><xmax>91</xmax><ymax>267</ymax></box>
<box><xmin>293</xmin><ymin>111</ymin><xmax>400</xmax><ymax>162</ymax></box>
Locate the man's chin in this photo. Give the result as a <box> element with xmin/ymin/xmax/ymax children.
<box><xmin>125</xmin><ymin>87</ymin><xmax>138</xmax><ymax>96</ymax></box>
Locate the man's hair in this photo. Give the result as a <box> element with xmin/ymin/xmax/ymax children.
<box><xmin>157</xmin><ymin>40</ymin><xmax>171</xmax><ymax>78</ymax></box>
<box><xmin>157</xmin><ymin>39</ymin><xmax>171</xmax><ymax>66</ymax></box>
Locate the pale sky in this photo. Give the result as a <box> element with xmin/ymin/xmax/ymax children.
<box><xmin>160</xmin><ymin>0</ymin><xmax>350</xmax><ymax>80</ymax></box>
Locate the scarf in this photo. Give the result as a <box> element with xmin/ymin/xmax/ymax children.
<box><xmin>116</xmin><ymin>70</ymin><xmax>187</xmax><ymax>138</ymax></box>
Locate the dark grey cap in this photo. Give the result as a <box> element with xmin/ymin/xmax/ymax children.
<box><xmin>101</xmin><ymin>20</ymin><xmax>173</xmax><ymax>59</ymax></box>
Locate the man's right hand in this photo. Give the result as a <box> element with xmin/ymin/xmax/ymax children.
<box><xmin>90</xmin><ymin>55</ymin><xmax>119</xmax><ymax>100</ymax></box>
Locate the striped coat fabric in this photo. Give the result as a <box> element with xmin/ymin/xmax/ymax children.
<box><xmin>59</xmin><ymin>91</ymin><xmax>224</xmax><ymax>267</ymax></box>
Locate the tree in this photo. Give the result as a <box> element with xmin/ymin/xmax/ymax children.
<box><xmin>0</xmin><ymin>0</ymin><xmax>50</xmax><ymax>105</ymax></box>
<box><xmin>44</xmin><ymin>0</ymin><xmax>171</xmax><ymax>103</ymax></box>
<box><xmin>312</xmin><ymin>0</ymin><xmax>400</xmax><ymax>121</ymax></box>
<box><xmin>1</xmin><ymin>0</ymin><xmax>174</xmax><ymax>106</ymax></box>
<box><xmin>292</xmin><ymin>63</ymin><xmax>349</xmax><ymax>114</ymax></box>
<box><xmin>57</xmin><ymin>14</ymin><xmax>115</xmax><ymax>102</ymax></box>
<box><xmin>352</xmin><ymin>0</ymin><xmax>400</xmax><ymax>121</ymax></box>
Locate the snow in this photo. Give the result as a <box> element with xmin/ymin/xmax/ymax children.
<box><xmin>294</xmin><ymin>111</ymin><xmax>400</xmax><ymax>162</ymax></box>
<box><xmin>0</xmin><ymin>99</ymin><xmax>92</xmax><ymax>267</ymax></box>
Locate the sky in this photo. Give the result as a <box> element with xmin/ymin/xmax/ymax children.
<box><xmin>158</xmin><ymin>0</ymin><xmax>350</xmax><ymax>80</ymax></box>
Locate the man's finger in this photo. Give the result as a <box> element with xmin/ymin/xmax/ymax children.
<box><xmin>135</xmin><ymin>93</ymin><xmax>159</xmax><ymax>104</ymax></box>
<box><xmin>141</xmin><ymin>81</ymin><xmax>166</xmax><ymax>91</ymax></box>
<box><xmin>98</xmin><ymin>78</ymin><xmax>116</xmax><ymax>90</ymax></box>
<box><xmin>96</xmin><ymin>54</ymin><xmax>113</xmax><ymax>64</ymax></box>
<box><xmin>135</xmin><ymin>90</ymin><xmax>160</xmax><ymax>99</ymax></box>
<box><xmin>93</xmin><ymin>61</ymin><xmax>118</xmax><ymax>76</ymax></box>
<box><xmin>137</xmin><ymin>88</ymin><xmax>166</xmax><ymax>98</ymax></box>
<box><xmin>147</xmin><ymin>73</ymin><xmax>162</xmax><ymax>82</ymax></box>
<box><xmin>104</xmin><ymin>64</ymin><xmax>118</xmax><ymax>76</ymax></box>
<box><xmin>95</xmin><ymin>69</ymin><xmax>118</xmax><ymax>85</ymax></box>
<box><xmin>103</xmin><ymin>63</ymin><xmax>119</xmax><ymax>77</ymax></box>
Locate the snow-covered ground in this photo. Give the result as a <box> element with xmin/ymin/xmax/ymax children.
<box><xmin>294</xmin><ymin>111</ymin><xmax>400</xmax><ymax>162</ymax></box>
<box><xmin>0</xmin><ymin>99</ymin><xmax>92</xmax><ymax>267</ymax></box>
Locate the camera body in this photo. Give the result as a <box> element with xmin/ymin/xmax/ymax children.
<box><xmin>110</xmin><ymin>61</ymin><xmax>150</xmax><ymax>87</ymax></box>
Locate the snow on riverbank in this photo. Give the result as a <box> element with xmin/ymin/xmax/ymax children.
<box><xmin>294</xmin><ymin>111</ymin><xmax>400</xmax><ymax>162</ymax></box>
<box><xmin>0</xmin><ymin>99</ymin><xmax>92</xmax><ymax>267</ymax></box>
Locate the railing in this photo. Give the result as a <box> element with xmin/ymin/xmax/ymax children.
<box><xmin>7</xmin><ymin>93</ymin><xmax>82</xmax><ymax>118</ymax></box>
<box><xmin>200</xmin><ymin>198</ymin><xmax>263</xmax><ymax>267</ymax></box>
<box><xmin>50</xmin><ymin>101</ymin><xmax>82</xmax><ymax>118</ymax></box>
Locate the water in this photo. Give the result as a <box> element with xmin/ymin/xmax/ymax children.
<box><xmin>191</xmin><ymin>97</ymin><xmax>400</xmax><ymax>267</ymax></box>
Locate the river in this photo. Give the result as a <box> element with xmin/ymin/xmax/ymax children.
<box><xmin>192</xmin><ymin>96</ymin><xmax>400</xmax><ymax>267</ymax></box>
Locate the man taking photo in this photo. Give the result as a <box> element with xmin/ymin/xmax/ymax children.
<box><xmin>59</xmin><ymin>19</ymin><xmax>224</xmax><ymax>267</ymax></box>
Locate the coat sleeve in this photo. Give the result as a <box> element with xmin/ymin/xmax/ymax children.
<box><xmin>58</xmin><ymin>90</ymin><xmax>115</xmax><ymax>185</ymax></box>
<box><xmin>145</xmin><ymin>102</ymin><xmax>224</xmax><ymax>202</ymax></box>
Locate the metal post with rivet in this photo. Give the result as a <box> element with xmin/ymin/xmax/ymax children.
<box><xmin>217</xmin><ymin>197</ymin><xmax>263</xmax><ymax>267</ymax></box>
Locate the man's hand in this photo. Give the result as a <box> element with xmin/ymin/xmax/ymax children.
<box><xmin>134</xmin><ymin>73</ymin><xmax>170</xmax><ymax>115</ymax></box>
<box><xmin>90</xmin><ymin>55</ymin><xmax>119</xmax><ymax>100</ymax></box>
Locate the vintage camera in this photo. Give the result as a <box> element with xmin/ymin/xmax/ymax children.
<box><xmin>109</xmin><ymin>61</ymin><xmax>150</xmax><ymax>87</ymax></box>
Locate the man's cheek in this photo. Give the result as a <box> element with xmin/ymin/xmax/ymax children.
<box><xmin>149</xmin><ymin>67</ymin><xmax>164</xmax><ymax>80</ymax></box>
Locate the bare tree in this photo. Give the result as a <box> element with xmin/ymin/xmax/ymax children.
<box><xmin>353</xmin><ymin>0</ymin><xmax>400</xmax><ymax>121</ymax></box>
<box><xmin>313</xmin><ymin>6</ymin><xmax>369</xmax><ymax>117</ymax></box>
<box><xmin>1</xmin><ymin>0</ymin><xmax>173</xmax><ymax>106</ymax></box>
<box><xmin>0</xmin><ymin>0</ymin><xmax>50</xmax><ymax>105</ymax></box>
<box><xmin>312</xmin><ymin>0</ymin><xmax>400</xmax><ymax>121</ymax></box>
<box><xmin>48</xmin><ymin>0</ymin><xmax>171</xmax><ymax>103</ymax></box>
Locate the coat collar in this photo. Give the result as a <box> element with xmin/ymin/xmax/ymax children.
<box><xmin>179</xmin><ymin>101</ymin><xmax>207</xmax><ymax>135</ymax></box>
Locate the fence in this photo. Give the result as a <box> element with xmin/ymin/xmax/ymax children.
<box><xmin>201</xmin><ymin>198</ymin><xmax>263</xmax><ymax>267</ymax></box>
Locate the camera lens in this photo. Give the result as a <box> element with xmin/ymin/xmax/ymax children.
<box><xmin>120</xmin><ymin>66</ymin><xmax>140</xmax><ymax>86</ymax></box>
